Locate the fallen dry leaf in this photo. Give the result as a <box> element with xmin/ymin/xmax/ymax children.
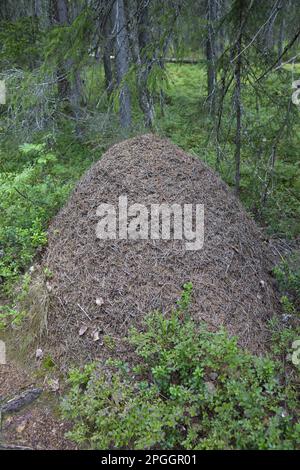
<box><xmin>95</xmin><ymin>297</ymin><xmax>104</xmax><ymax>306</ymax></box>
<box><xmin>16</xmin><ymin>421</ymin><xmax>27</xmax><ymax>433</ymax></box>
<box><xmin>79</xmin><ymin>325</ymin><xmax>88</xmax><ymax>336</ymax></box>
<box><xmin>46</xmin><ymin>281</ymin><xmax>52</xmax><ymax>292</ymax></box>
<box><xmin>92</xmin><ymin>330</ymin><xmax>100</xmax><ymax>342</ymax></box>
<box><xmin>35</xmin><ymin>348</ymin><xmax>44</xmax><ymax>360</ymax></box>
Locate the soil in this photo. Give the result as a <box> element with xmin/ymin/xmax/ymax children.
<box><xmin>0</xmin><ymin>360</ymin><xmax>75</xmax><ymax>450</ymax></box>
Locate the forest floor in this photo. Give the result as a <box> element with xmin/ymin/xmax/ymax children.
<box><xmin>0</xmin><ymin>354</ymin><xmax>75</xmax><ymax>449</ymax></box>
<box><xmin>0</xmin><ymin>362</ymin><xmax>75</xmax><ymax>450</ymax></box>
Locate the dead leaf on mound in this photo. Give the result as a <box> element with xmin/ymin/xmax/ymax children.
<box><xmin>95</xmin><ymin>297</ymin><xmax>104</xmax><ymax>306</ymax></box>
<box><xmin>16</xmin><ymin>420</ymin><xmax>27</xmax><ymax>433</ymax></box>
<box><xmin>79</xmin><ymin>325</ymin><xmax>88</xmax><ymax>336</ymax></box>
<box><xmin>92</xmin><ymin>330</ymin><xmax>101</xmax><ymax>342</ymax></box>
<box><xmin>35</xmin><ymin>348</ymin><xmax>44</xmax><ymax>360</ymax></box>
<box><xmin>46</xmin><ymin>281</ymin><xmax>52</xmax><ymax>292</ymax></box>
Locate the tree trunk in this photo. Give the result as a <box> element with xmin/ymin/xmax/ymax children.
<box><xmin>277</xmin><ymin>4</ymin><xmax>285</xmax><ymax>65</ymax></box>
<box><xmin>206</xmin><ymin>0</ymin><xmax>217</xmax><ymax>113</ymax></box>
<box><xmin>113</xmin><ymin>0</ymin><xmax>131</xmax><ymax>129</ymax></box>
<box><xmin>136</xmin><ymin>0</ymin><xmax>155</xmax><ymax>128</ymax></box>
<box><xmin>54</xmin><ymin>0</ymin><xmax>68</xmax><ymax>24</ymax></box>
<box><xmin>217</xmin><ymin>0</ymin><xmax>226</xmax><ymax>58</ymax></box>
<box><xmin>34</xmin><ymin>0</ymin><xmax>43</xmax><ymax>18</ymax></box>
<box><xmin>51</xmin><ymin>0</ymin><xmax>71</xmax><ymax>101</ymax></box>
<box><xmin>68</xmin><ymin>0</ymin><xmax>84</xmax><ymax>119</ymax></box>
<box><xmin>34</xmin><ymin>0</ymin><xmax>51</xmax><ymax>28</ymax></box>
<box><xmin>103</xmin><ymin>12</ymin><xmax>114</xmax><ymax>96</ymax></box>
<box><xmin>234</xmin><ymin>8</ymin><xmax>243</xmax><ymax>196</ymax></box>
<box><xmin>51</xmin><ymin>0</ymin><xmax>84</xmax><ymax>126</ymax></box>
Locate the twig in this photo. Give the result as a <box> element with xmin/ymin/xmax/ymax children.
<box><xmin>77</xmin><ymin>303</ymin><xmax>92</xmax><ymax>321</ymax></box>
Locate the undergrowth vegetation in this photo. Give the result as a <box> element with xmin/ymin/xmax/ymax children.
<box><xmin>62</xmin><ymin>284</ymin><xmax>300</xmax><ymax>450</ymax></box>
<box><xmin>0</xmin><ymin>139</ymin><xmax>91</xmax><ymax>287</ymax></box>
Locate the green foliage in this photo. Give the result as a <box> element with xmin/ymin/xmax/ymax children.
<box><xmin>0</xmin><ymin>272</ymin><xmax>31</xmax><ymax>329</ymax></box>
<box><xmin>62</xmin><ymin>285</ymin><xmax>300</xmax><ymax>450</ymax></box>
<box><xmin>273</xmin><ymin>255</ymin><xmax>300</xmax><ymax>313</ymax></box>
<box><xmin>270</xmin><ymin>317</ymin><xmax>300</xmax><ymax>366</ymax></box>
<box><xmin>0</xmin><ymin>17</ymin><xmax>41</xmax><ymax>68</ymax></box>
<box><xmin>41</xmin><ymin>354</ymin><xmax>56</xmax><ymax>371</ymax></box>
<box><xmin>44</xmin><ymin>7</ymin><xmax>93</xmax><ymax>72</ymax></box>
<box><xmin>176</xmin><ymin>281</ymin><xmax>193</xmax><ymax>312</ymax></box>
<box><xmin>0</xmin><ymin>305</ymin><xmax>26</xmax><ymax>330</ymax></box>
<box><xmin>0</xmin><ymin>67</ymin><xmax>58</xmax><ymax>145</ymax></box>
<box><xmin>273</xmin><ymin>257</ymin><xmax>300</xmax><ymax>300</ymax></box>
<box><xmin>0</xmin><ymin>136</ymin><xmax>91</xmax><ymax>293</ymax></box>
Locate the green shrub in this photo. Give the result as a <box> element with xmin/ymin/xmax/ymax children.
<box><xmin>0</xmin><ymin>271</ymin><xmax>31</xmax><ymax>329</ymax></box>
<box><xmin>0</xmin><ymin>17</ymin><xmax>41</xmax><ymax>69</ymax></box>
<box><xmin>62</xmin><ymin>284</ymin><xmax>300</xmax><ymax>450</ymax></box>
<box><xmin>273</xmin><ymin>255</ymin><xmax>300</xmax><ymax>313</ymax></box>
<box><xmin>0</xmin><ymin>304</ymin><xmax>26</xmax><ymax>330</ymax></box>
<box><xmin>273</xmin><ymin>257</ymin><xmax>300</xmax><ymax>298</ymax></box>
<box><xmin>0</xmin><ymin>138</ymin><xmax>92</xmax><ymax>293</ymax></box>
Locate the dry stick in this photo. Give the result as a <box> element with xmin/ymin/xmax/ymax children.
<box><xmin>0</xmin><ymin>443</ymin><xmax>34</xmax><ymax>450</ymax></box>
<box><xmin>257</xmin><ymin>27</ymin><xmax>300</xmax><ymax>82</ymax></box>
<box><xmin>13</xmin><ymin>187</ymin><xmax>43</xmax><ymax>206</ymax></box>
<box><xmin>215</xmin><ymin>69</ymin><xmax>234</xmax><ymax>170</ymax></box>
<box><xmin>216</xmin><ymin>0</ymin><xmax>255</xmax><ymax>65</ymax></box>
<box><xmin>261</xmin><ymin>99</ymin><xmax>293</xmax><ymax>210</ymax></box>
<box><xmin>106</xmin><ymin>55</ymin><xmax>201</xmax><ymax>64</ymax></box>
<box><xmin>274</xmin><ymin>53</ymin><xmax>300</xmax><ymax>71</ymax></box>
<box><xmin>77</xmin><ymin>303</ymin><xmax>92</xmax><ymax>321</ymax></box>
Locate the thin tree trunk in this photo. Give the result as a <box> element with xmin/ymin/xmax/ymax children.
<box><xmin>103</xmin><ymin>50</ymin><xmax>113</xmax><ymax>96</ymax></box>
<box><xmin>54</xmin><ymin>0</ymin><xmax>68</xmax><ymax>23</ymax></box>
<box><xmin>68</xmin><ymin>1</ymin><xmax>84</xmax><ymax>119</ymax></box>
<box><xmin>35</xmin><ymin>0</ymin><xmax>51</xmax><ymax>28</ymax></box>
<box><xmin>206</xmin><ymin>0</ymin><xmax>217</xmax><ymax>113</ymax></box>
<box><xmin>234</xmin><ymin>10</ymin><xmax>243</xmax><ymax>196</ymax></box>
<box><xmin>217</xmin><ymin>0</ymin><xmax>226</xmax><ymax>58</ymax></box>
<box><xmin>51</xmin><ymin>0</ymin><xmax>84</xmax><ymax>126</ymax></box>
<box><xmin>34</xmin><ymin>0</ymin><xmax>43</xmax><ymax>18</ymax></box>
<box><xmin>136</xmin><ymin>0</ymin><xmax>155</xmax><ymax>128</ymax></box>
<box><xmin>103</xmin><ymin>13</ymin><xmax>114</xmax><ymax>96</ymax></box>
<box><xmin>52</xmin><ymin>0</ymin><xmax>70</xmax><ymax>101</ymax></box>
<box><xmin>113</xmin><ymin>0</ymin><xmax>131</xmax><ymax>129</ymax></box>
<box><xmin>277</xmin><ymin>4</ymin><xmax>285</xmax><ymax>65</ymax></box>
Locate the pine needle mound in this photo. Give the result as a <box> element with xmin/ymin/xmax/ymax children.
<box><xmin>43</xmin><ymin>134</ymin><xmax>280</xmax><ymax>362</ymax></box>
